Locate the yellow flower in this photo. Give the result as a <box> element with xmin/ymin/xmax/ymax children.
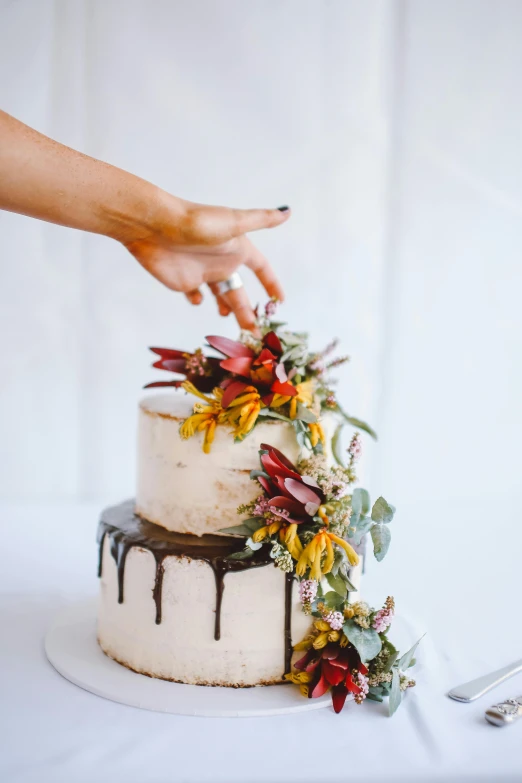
<box><xmin>221</xmin><ymin>386</ymin><xmax>262</xmax><ymax>440</ymax></box>
<box><xmin>282</xmin><ymin>523</ymin><xmax>303</xmax><ymax>560</ymax></box>
<box><xmin>289</xmin><ymin>381</ymin><xmax>315</xmax><ymax>419</ymax></box>
<box><xmin>284</xmin><ymin>671</ymin><xmax>313</xmax><ymax>685</ymax></box>
<box><xmin>295</xmin><ymin>531</ymin><xmax>359</xmax><ymax>580</ymax></box>
<box><xmin>340</xmin><ymin>633</ymin><xmax>349</xmax><ymax>647</ymax></box>
<box><xmin>312</xmin><ymin>631</ymin><xmax>330</xmax><ymax>650</ymax></box>
<box><xmin>308</xmin><ymin>421</ymin><xmax>326</xmax><ymax>448</ymax></box>
<box><xmin>300</xmin><ymin>684</ymin><xmax>309</xmax><ymax>697</ymax></box>
<box><xmin>180</xmin><ymin>382</ymin><xmax>225</xmax><ymax>453</ymax></box>
<box><xmin>252</xmin><ymin>525</ymin><xmax>270</xmax><ymax>543</ymax></box>
<box><xmin>293</xmin><ymin>637</ymin><xmax>313</xmax><ymax>651</ymax></box>
<box><xmin>314</xmin><ymin>619</ymin><xmax>330</xmax><ymax>632</ymax></box>
<box><xmin>328</xmin><ymin>533</ymin><xmax>359</xmax><ymax>567</ymax></box>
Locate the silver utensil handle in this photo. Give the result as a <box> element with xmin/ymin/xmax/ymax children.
<box><xmin>448</xmin><ymin>659</ymin><xmax>522</xmax><ymax>702</ymax></box>
<box><xmin>486</xmin><ymin>695</ymin><xmax>522</xmax><ymax>726</ymax></box>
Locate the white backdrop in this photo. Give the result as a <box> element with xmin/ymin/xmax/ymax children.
<box><xmin>1</xmin><ymin>0</ymin><xmax>522</xmax><ymax>519</ymax></box>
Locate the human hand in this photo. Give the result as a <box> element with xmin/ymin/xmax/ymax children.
<box><xmin>122</xmin><ymin>196</ymin><xmax>291</xmax><ymax>332</ymax></box>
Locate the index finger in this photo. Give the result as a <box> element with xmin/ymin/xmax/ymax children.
<box><xmin>245</xmin><ymin>244</ymin><xmax>285</xmax><ymax>303</ymax></box>
<box><xmin>220</xmin><ymin>286</ymin><xmax>260</xmax><ymax>336</ymax></box>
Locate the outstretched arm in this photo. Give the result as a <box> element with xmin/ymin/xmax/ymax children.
<box><xmin>0</xmin><ymin>110</ymin><xmax>290</xmax><ymax>330</ymax></box>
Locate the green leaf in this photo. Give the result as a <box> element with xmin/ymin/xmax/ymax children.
<box><xmin>343</xmin><ymin>619</ymin><xmax>382</xmax><ymax>662</ymax></box>
<box><xmin>342</xmin><ymin>574</ymin><xmax>357</xmax><ymax>593</ymax></box>
<box><xmin>398</xmin><ymin>634</ymin><xmax>425</xmax><ymax>671</ymax></box>
<box><xmin>295</xmin><ymin>402</ymin><xmax>317</xmax><ymax>423</ymax></box>
<box><xmin>367</xmin><ymin>686</ymin><xmax>385</xmax><ymax>702</ymax></box>
<box><xmin>370</xmin><ymin>524</ymin><xmax>391</xmax><ymax>561</ymax></box>
<box><xmin>325</xmin><ymin>572</ymin><xmax>348</xmax><ymax>597</ymax></box>
<box><xmin>336</xmin><ymin>404</ymin><xmax>377</xmax><ymax>440</ymax></box>
<box><xmin>219</xmin><ymin>518</ymin><xmax>263</xmax><ymax>536</ymax></box>
<box><xmin>226</xmin><ymin>547</ymin><xmax>255</xmax><ymax>561</ymax></box>
<box><xmin>331</xmin><ymin>424</ymin><xmax>345</xmax><ymax>467</ymax></box>
<box><xmin>323</xmin><ymin>591</ymin><xmax>344</xmax><ymax>610</ymax></box>
<box><xmin>389</xmin><ymin>669</ymin><xmax>402</xmax><ymax>716</ymax></box>
<box><xmin>351</xmin><ymin>488</ymin><xmax>370</xmax><ymax>521</ymax></box>
<box><xmin>249</xmin><ymin>469</ymin><xmax>270</xmax><ymax>481</ymax></box>
<box><xmin>330</xmin><ymin>546</ymin><xmax>345</xmax><ymax>575</ymax></box>
<box><xmin>381</xmin><ymin>638</ymin><xmax>400</xmax><ymax>673</ymax></box>
<box><xmin>371</xmin><ymin>497</ymin><xmax>395</xmax><ymax>524</ymax></box>
<box><xmin>349</xmin><ymin>516</ymin><xmax>374</xmax><ymax>546</ymax></box>
<box><xmin>257</xmin><ymin>409</ymin><xmax>293</xmax><ymax>423</ymax></box>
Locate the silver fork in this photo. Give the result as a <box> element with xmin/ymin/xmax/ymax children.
<box><xmin>447</xmin><ymin>659</ymin><xmax>522</xmax><ymax>703</ymax></box>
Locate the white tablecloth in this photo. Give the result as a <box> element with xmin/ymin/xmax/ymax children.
<box><xmin>1</xmin><ymin>500</ymin><xmax>521</xmax><ymax>783</ymax></box>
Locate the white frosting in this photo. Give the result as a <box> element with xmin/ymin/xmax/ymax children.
<box><xmin>98</xmin><ymin>392</ymin><xmax>365</xmax><ymax>687</ymax></box>
<box><xmin>136</xmin><ymin>392</ymin><xmax>335</xmax><ymax>535</ymax></box>
<box><xmin>97</xmin><ymin>537</ymin><xmax>311</xmax><ymax>686</ymax></box>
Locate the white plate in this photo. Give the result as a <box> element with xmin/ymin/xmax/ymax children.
<box><xmin>45</xmin><ymin>599</ymin><xmax>332</xmax><ymax>717</ymax></box>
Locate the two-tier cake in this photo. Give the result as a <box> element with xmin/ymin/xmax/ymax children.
<box><xmin>96</xmin><ymin>304</ymin><xmax>417</xmax><ymax>715</ymax></box>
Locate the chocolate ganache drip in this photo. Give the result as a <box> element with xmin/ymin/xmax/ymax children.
<box><xmin>97</xmin><ymin>501</ymin><xmax>294</xmax><ymax>671</ymax></box>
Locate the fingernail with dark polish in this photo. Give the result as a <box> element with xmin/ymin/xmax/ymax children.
<box><xmin>277</xmin><ymin>205</ymin><xmax>290</xmax><ymax>212</ymax></box>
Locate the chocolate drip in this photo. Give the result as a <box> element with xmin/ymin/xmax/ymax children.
<box><xmin>152</xmin><ymin>556</ymin><xmax>164</xmax><ymax>624</ymax></box>
<box><xmin>212</xmin><ymin>562</ymin><xmax>227</xmax><ymax>641</ymax></box>
<box><xmin>283</xmin><ymin>573</ymin><xmax>294</xmax><ymax>674</ymax></box>
<box><xmin>97</xmin><ymin>529</ymin><xmax>107</xmax><ymax>577</ymax></box>
<box><xmin>97</xmin><ymin>500</ymin><xmax>274</xmax><ymax>641</ymax></box>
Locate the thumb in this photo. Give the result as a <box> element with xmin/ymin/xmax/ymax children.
<box><xmin>230</xmin><ymin>205</ymin><xmax>291</xmax><ymax>236</ymax></box>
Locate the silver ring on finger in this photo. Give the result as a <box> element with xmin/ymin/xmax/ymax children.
<box><xmin>215</xmin><ymin>272</ymin><xmax>243</xmax><ymax>295</ymax></box>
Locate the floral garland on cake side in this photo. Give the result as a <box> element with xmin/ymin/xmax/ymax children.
<box><xmin>220</xmin><ymin>442</ymin><xmax>422</xmax><ymax>716</ymax></box>
<box><xmin>145</xmin><ymin>300</ymin><xmax>375</xmax><ymax>453</ymax></box>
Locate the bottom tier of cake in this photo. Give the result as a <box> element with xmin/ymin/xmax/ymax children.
<box><xmin>97</xmin><ymin>501</ymin><xmax>363</xmax><ymax>687</ymax></box>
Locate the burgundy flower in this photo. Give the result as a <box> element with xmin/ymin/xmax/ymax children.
<box><xmin>144</xmin><ymin>347</ymin><xmax>225</xmax><ymax>393</ymax></box>
<box><xmin>295</xmin><ymin>643</ymin><xmax>369</xmax><ymax>714</ymax></box>
<box><xmin>256</xmin><ymin>444</ymin><xmax>324</xmax><ymax>524</ymax></box>
<box><xmin>205</xmin><ymin>333</ymin><xmax>297</xmax><ymax>406</ymax></box>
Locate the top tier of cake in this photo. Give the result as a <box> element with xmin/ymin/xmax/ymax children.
<box><xmin>136</xmin><ymin>393</ymin><xmax>335</xmax><ymax>536</ymax></box>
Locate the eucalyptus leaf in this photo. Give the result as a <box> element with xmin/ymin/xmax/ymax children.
<box><xmin>331</xmin><ymin>424</ymin><xmax>345</xmax><ymax>467</ymax></box>
<box><xmin>226</xmin><ymin>547</ymin><xmax>255</xmax><ymax>561</ymax></box>
<box><xmin>330</xmin><ymin>546</ymin><xmax>346</xmax><ymax>575</ymax></box>
<box><xmin>381</xmin><ymin>637</ymin><xmax>400</xmax><ymax>673</ymax></box>
<box><xmin>257</xmin><ymin>409</ymin><xmax>293</xmax><ymax>423</ymax></box>
<box><xmin>343</xmin><ymin>619</ymin><xmax>382</xmax><ymax>662</ymax></box>
<box><xmin>371</xmin><ymin>496</ymin><xmax>396</xmax><ymax>524</ymax></box>
<box><xmin>350</xmin><ymin>516</ymin><xmax>374</xmax><ymax>546</ymax></box>
<box><xmin>249</xmin><ymin>469</ymin><xmax>270</xmax><ymax>480</ymax></box>
<box><xmin>370</xmin><ymin>524</ymin><xmax>391</xmax><ymax>561</ymax></box>
<box><xmin>219</xmin><ymin>518</ymin><xmax>263</xmax><ymax>536</ymax></box>
<box><xmin>325</xmin><ymin>571</ymin><xmax>348</xmax><ymax>597</ymax></box>
<box><xmin>336</xmin><ymin>403</ymin><xmax>377</xmax><ymax>440</ymax></box>
<box><xmin>341</xmin><ymin>573</ymin><xmax>358</xmax><ymax>593</ymax></box>
<box><xmin>323</xmin><ymin>591</ymin><xmax>344</xmax><ymax>610</ymax></box>
<box><xmin>398</xmin><ymin>634</ymin><xmax>425</xmax><ymax>671</ymax></box>
<box><xmin>389</xmin><ymin>669</ymin><xmax>402</xmax><ymax>716</ymax></box>
<box><xmin>295</xmin><ymin>402</ymin><xmax>317</xmax><ymax>423</ymax></box>
<box><xmin>351</xmin><ymin>488</ymin><xmax>370</xmax><ymax>521</ymax></box>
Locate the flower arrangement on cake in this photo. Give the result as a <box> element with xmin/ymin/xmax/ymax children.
<box><xmin>146</xmin><ymin>299</ymin><xmax>375</xmax><ymax>454</ymax></box>
<box><xmin>218</xmin><ymin>441</ymin><xmax>420</xmax><ymax>715</ymax></box>
<box><xmin>143</xmin><ymin>301</ymin><xmax>422</xmax><ymax>714</ymax></box>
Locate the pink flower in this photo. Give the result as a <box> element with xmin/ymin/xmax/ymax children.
<box><xmin>265</xmin><ymin>299</ymin><xmax>277</xmax><ymax>317</ymax></box>
<box><xmin>299</xmin><ymin>579</ymin><xmax>318</xmax><ymax>604</ymax></box>
<box><xmin>348</xmin><ymin>433</ymin><xmax>363</xmax><ymax>462</ymax></box>
<box><xmin>323</xmin><ymin>610</ymin><xmax>344</xmax><ymax>631</ymax></box>
<box><xmin>253</xmin><ymin>495</ymin><xmax>271</xmax><ymax>516</ymax></box>
<box><xmin>373</xmin><ymin>596</ymin><xmax>395</xmax><ymax>633</ymax></box>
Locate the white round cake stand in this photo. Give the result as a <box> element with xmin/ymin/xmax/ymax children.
<box><xmin>45</xmin><ymin>599</ymin><xmax>332</xmax><ymax>718</ymax></box>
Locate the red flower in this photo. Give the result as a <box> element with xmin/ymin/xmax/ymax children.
<box><xmin>205</xmin><ymin>333</ymin><xmax>298</xmax><ymax>406</ymax></box>
<box><xmin>144</xmin><ymin>347</ymin><xmax>224</xmax><ymax>393</ymax></box>
<box><xmin>295</xmin><ymin>643</ymin><xmax>369</xmax><ymax>714</ymax></box>
<box><xmin>257</xmin><ymin>444</ymin><xmax>324</xmax><ymax>523</ymax></box>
